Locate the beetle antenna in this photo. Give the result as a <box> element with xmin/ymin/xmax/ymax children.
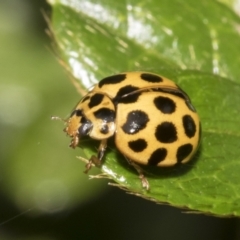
<box><xmin>51</xmin><ymin>116</ymin><xmax>67</xmax><ymax>122</ymax></box>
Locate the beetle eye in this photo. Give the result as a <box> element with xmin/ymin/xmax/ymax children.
<box><xmin>78</xmin><ymin>116</ymin><xmax>92</xmax><ymax>136</ymax></box>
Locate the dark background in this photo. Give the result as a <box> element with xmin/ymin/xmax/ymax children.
<box><xmin>0</xmin><ymin>1</ymin><xmax>239</xmax><ymax>239</ymax></box>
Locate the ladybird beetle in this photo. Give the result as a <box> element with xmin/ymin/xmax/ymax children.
<box><xmin>64</xmin><ymin>72</ymin><xmax>201</xmax><ymax>190</ymax></box>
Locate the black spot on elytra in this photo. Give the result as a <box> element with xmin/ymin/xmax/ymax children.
<box><xmin>155</xmin><ymin>122</ymin><xmax>177</xmax><ymax>143</ymax></box>
<box><xmin>93</xmin><ymin>108</ymin><xmax>115</xmax><ymax>123</ymax></box>
<box><xmin>88</xmin><ymin>93</ymin><xmax>104</xmax><ymax>108</ymax></box>
<box><xmin>154</xmin><ymin>96</ymin><xmax>176</xmax><ymax>114</ymax></box>
<box><xmin>148</xmin><ymin>148</ymin><xmax>167</xmax><ymax>165</ymax></box>
<box><xmin>122</xmin><ymin>110</ymin><xmax>149</xmax><ymax>135</ymax></box>
<box><xmin>99</xmin><ymin>74</ymin><xmax>126</xmax><ymax>88</ymax></box>
<box><xmin>176</xmin><ymin>144</ymin><xmax>193</xmax><ymax>162</ymax></box>
<box><xmin>140</xmin><ymin>73</ymin><xmax>163</xmax><ymax>83</ymax></box>
<box><xmin>152</xmin><ymin>88</ymin><xmax>187</xmax><ymax>102</ymax></box>
<box><xmin>114</xmin><ymin>85</ymin><xmax>140</xmax><ymax>104</ymax></box>
<box><xmin>182</xmin><ymin>115</ymin><xmax>196</xmax><ymax>138</ymax></box>
<box><xmin>128</xmin><ymin>139</ymin><xmax>147</xmax><ymax>152</ymax></box>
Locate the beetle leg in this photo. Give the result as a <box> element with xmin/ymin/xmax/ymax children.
<box><xmin>125</xmin><ymin>157</ymin><xmax>149</xmax><ymax>190</ymax></box>
<box><xmin>84</xmin><ymin>139</ymin><xmax>107</xmax><ymax>173</ymax></box>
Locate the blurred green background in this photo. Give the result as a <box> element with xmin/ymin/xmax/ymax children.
<box><xmin>0</xmin><ymin>0</ymin><xmax>240</xmax><ymax>239</ymax></box>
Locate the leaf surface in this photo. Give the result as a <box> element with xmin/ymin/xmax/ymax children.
<box><xmin>49</xmin><ymin>0</ymin><xmax>240</xmax><ymax>216</ymax></box>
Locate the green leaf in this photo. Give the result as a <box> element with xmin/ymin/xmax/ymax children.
<box><xmin>49</xmin><ymin>0</ymin><xmax>240</xmax><ymax>216</ymax></box>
